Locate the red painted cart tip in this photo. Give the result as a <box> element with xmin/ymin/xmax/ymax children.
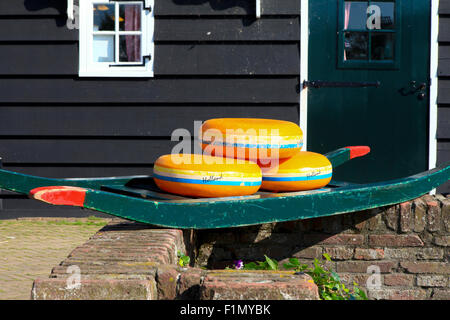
<box><xmin>345</xmin><ymin>146</ymin><xmax>371</xmax><ymax>159</ymax></box>
<box><xmin>30</xmin><ymin>186</ymin><xmax>87</xmax><ymax>207</ymax></box>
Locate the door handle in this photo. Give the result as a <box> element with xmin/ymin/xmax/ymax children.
<box><xmin>410</xmin><ymin>81</ymin><xmax>427</xmax><ymax>100</ymax></box>
<box><xmin>410</xmin><ymin>81</ymin><xmax>427</xmax><ymax>91</ymax></box>
<box><xmin>400</xmin><ymin>81</ymin><xmax>428</xmax><ymax>98</ymax></box>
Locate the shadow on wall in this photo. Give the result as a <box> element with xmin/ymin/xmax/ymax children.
<box><xmin>195</xmin><ymin>208</ymin><xmax>381</xmax><ymax>269</ymax></box>
<box><xmin>24</xmin><ymin>0</ymin><xmax>68</xmax><ymax>26</ymax></box>
<box><xmin>23</xmin><ymin>0</ymin><xmax>258</xmax><ymax>26</ymax></box>
<box><xmin>172</xmin><ymin>0</ymin><xmax>258</xmax><ymax>25</ymax></box>
<box><xmin>173</xmin><ymin>0</ymin><xmax>256</xmax><ymax>14</ymax></box>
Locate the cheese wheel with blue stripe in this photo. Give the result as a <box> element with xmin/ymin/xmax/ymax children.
<box><xmin>260</xmin><ymin>151</ymin><xmax>332</xmax><ymax>192</ymax></box>
<box><xmin>153</xmin><ymin>154</ymin><xmax>262</xmax><ymax>198</ymax></box>
<box><xmin>200</xmin><ymin>118</ymin><xmax>303</xmax><ymax>161</ymax></box>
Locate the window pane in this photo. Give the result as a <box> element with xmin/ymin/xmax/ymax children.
<box><xmin>344</xmin><ymin>1</ymin><xmax>368</xmax><ymax>30</ymax></box>
<box><xmin>93</xmin><ymin>35</ymin><xmax>115</xmax><ymax>62</ymax></box>
<box><xmin>344</xmin><ymin>32</ymin><xmax>368</xmax><ymax>60</ymax></box>
<box><xmin>93</xmin><ymin>4</ymin><xmax>115</xmax><ymax>31</ymax></box>
<box><xmin>372</xmin><ymin>2</ymin><xmax>395</xmax><ymax>29</ymax></box>
<box><xmin>119</xmin><ymin>4</ymin><xmax>142</xmax><ymax>31</ymax></box>
<box><xmin>371</xmin><ymin>33</ymin><xmax>395</xmax><ymax>60</ymax></box>
<box><xmin>119</xmin><ymin>35</ymin><xmax>141</xmax><ymax>62</ymax></box>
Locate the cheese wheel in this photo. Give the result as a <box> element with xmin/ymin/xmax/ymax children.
<box><xmin>260</xmin><ymin>151</ymin><xmax>332</xmax><ymax>192</ymax></box>
<box><xmin>200</xmin><ymin>118</ymin><xmax>303</xmax><ymax>161</ymax></box>
<box><xmin>153</xmin><ymin>154</ymin><xmax>262</xmax><ymax>198</ymax></box>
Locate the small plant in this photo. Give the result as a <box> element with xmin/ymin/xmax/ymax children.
<box><xmin>177</xmin><ymin>251</ymin><xmax>190</xmax><ymax>267</ymax></box>
<box><xmin>232</xmin><ymin>253</ymin><xmax>368</xmax><ymax>300</ymax></box>
<box><xmin>242</xmin><ymin>255</ymin><xmax>279</xmax><ymax>271</ymax></box>
<box><xmin>284</xmin><ymin>253</ymin><xmax>367</xmax><ymax>300</ymax></box>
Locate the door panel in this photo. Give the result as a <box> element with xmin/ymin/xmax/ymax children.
<box><xmin>308</xmin><ymin>0</ymin><xmax>430</xmax><ymax>183</ymax></box>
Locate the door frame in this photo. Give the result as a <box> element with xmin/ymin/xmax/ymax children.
<box><xmin>299</xmin><ymin>0</ymin><xmax>309</xmax><ymax>150</ymax></box>
<box><xmin>300</xmin><ymin>0</ymin><xmax>439</xmax><ymax>172</ymax></box>
<box><xmin>429</xmin><ymin>0</ymin><xmax>439</xmax><ymax>172</ymax></box>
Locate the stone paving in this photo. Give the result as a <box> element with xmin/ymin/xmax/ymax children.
<box><xmin>0</xmin><ymin>218</ymin><xmax>109</xmax><ymax>300</ymax></box>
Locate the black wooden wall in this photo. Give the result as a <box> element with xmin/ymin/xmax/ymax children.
<box><xmin>0</xmin><ymin>0</ymin><xmax>448</xmax><ymax>218</ymax></box>
<box><xmin>0</xmin><ymin>0</ymin><xmax>301</xmax><ymax>217</ymax></box>
<box><xmin>438</xmin><ymin>0</ymin><xmax>450</xmax><ymax>193</ymax></box>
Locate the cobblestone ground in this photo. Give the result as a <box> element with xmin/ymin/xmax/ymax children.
<box><xmin>0</xmin><ymin>218</ymin><xmax>109</xmax><ymax>300</ymax></box>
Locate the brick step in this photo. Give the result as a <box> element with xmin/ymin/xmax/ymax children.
<box><xmin>33</xmin><ymin>267</ymin><xmax>320</xmax><ymax>300</ymax></box>
<box><xmin>199</xmin><ymin>270</ymin><xmax>319</xmax><ymax>300</ymax></box>
<box><xmin>31</xmin><ymin>278</ymin><xmax>157</xmax><ymax>300</ymax></box>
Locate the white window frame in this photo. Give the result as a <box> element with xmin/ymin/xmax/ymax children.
<box><xmin>79</xmin><ymin>0</ymin><xmax>154</xmax><ymax>77</ymax></box>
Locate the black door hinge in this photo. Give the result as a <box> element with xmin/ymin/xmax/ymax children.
<box><xmin>303</xmin><ymin>80</ymin><xmax>381</xmax><ymax>89</ymax></box>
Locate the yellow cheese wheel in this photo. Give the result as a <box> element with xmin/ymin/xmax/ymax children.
<box><xmin>153</xmin><ymin>154</ymin><xmax>262</xmax><ymax>198</ymax></box>
<box><xmin>200</xmin><ymin>118</ymin><xmax>303</xmax><ymax>161</ymax></box>
<box><xmin>259</xmin><ymin>151</ymin><xmax>332</xmax><ymax>192</ymax></box>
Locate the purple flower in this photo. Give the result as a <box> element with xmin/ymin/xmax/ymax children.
<box><xmin>233</xmin><ymin>259</ymin><xmax>244</xmax><ymax>270</ymax></box>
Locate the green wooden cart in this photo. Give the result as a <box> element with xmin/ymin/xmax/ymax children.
<box><xmin>0</xmin><ymin>146</ymin><xmax>448</xmax><ymax>229</ymax></box>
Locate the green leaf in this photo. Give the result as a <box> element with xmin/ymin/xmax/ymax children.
<box><xmin>283</xmin><ymin>263</ymin><xmax>296</xmax><ymax>270</ymax></box>
<box><xmin>289</xmin><ymin>258</ymin><xmax>300</xmax><ymax>266</ymax></box>
<box><xmin>264</xmin><ymin>255</ymin><xmax>278</xmax><ymax>270</ymax></box>
<box><xmin>243</xmin><ymin>262</ymin><xmax>258</xmax><ymax>270</ymax></box>
<box><xmin>177</xmin><ymin>252</ymin><xmax>190</xmax><ymax>267</ymax></box>
<box><xmin>331</xmin><ymin>271</ymin><xmax>341</xmax><ymax>282</ymax></box>
<box><xmin>298</xmin><ymin>264</ymin><xmax>308</xmax><ymax>272</ymax></box>
<box><xmin>353</xmin><ymin>286</ymin><xmax>368</xmax><ymax>300</ymax></box>
<box><xmin>179</xmin><ymin>257</ymin><xmax>189</xmax><ymax>267</ymax></box>
<box><xmin>323</xmin><ymin>253</ymin><xmax>332</xmax><ymax>261</ymax></box>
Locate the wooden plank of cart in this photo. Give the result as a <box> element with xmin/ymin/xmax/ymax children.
<box><xmin>0</xmin><ymin>146</ymin><xmax>448</xmax><ymax>229</ymax></box>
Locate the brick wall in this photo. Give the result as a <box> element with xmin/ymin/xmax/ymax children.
<box><xmin>32</xmin><ymin>220</ymin><xmax>319</xmax><ymax>300</ymax></box>
<box><xmin>195</xmin><ymin>194</ymin><xmax>450</xmax><ymax>300</ymax></box>
<box><xmin>32</xmin><ymin>194</ymin><xmax>449</xmax><ymax>300</ymax></box>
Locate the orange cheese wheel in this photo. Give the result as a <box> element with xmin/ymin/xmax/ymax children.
<box><xmin>200</xmin><ymin>118</ymin><xmax>303</xmax><ymax>161</ymax></box>
<box><xmin>153</xmin><ymin>154</ymin><xmax>262</xmax><ymax>198</ymax></box>
<box><xmin>259</xmin><ymin>151</ymin><xmax>332</xmax><ymax>192</ymax></box>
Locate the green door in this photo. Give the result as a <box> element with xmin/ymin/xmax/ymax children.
<box><xmin>308</xmin><ymin>0</ymin><xmax>430</xmax><ymax>183</ymax></box>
